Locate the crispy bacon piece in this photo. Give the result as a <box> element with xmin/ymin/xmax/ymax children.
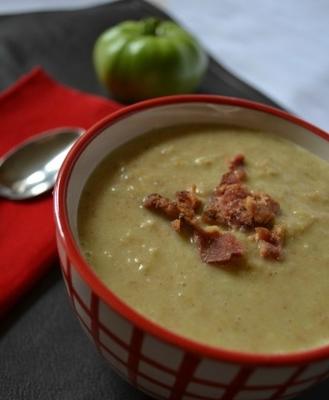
<box><xmin>229</xmin><ymin>153</ymin><xmax>245</xmax><ymax>170</ymax></box>
<box><xmin>219</xmin><ymin>170</ymin><xmax>246</xmax><ymax>186</ymax></box>
<box><xmin>143</xmin><ymin>193</ymin><xmax>180</xmax><ymax>219</ymax></box>
<box><xmin>143</xmin><ymin>187</ymin><xmax>201</xmax><ymax>231</ymax></box>
<box><xmin>204</xmin><ymin>184</ymin><xmax>251</xmax><ymax>228</ymax></box>
<box><xmin>194</xmin><ymin>230</ymin><xmax>244</xmax><ymax>264</ymax></box>
<box><xmin>171</xmin><ymin>214</ymin><xmax>200</xmax><ymax>233</ymax></box>
<box><xmin>171</xmin><ymin>218</ymin><xmax>182</xmax><ymax>232</ymax></box>
<box><xmin>255</xmin><ymin>226</ymin><xmax>285</xmax><ymax>260</ymax></box>
<box><xmin>171</xmin><ymin>187</ymin><xmax>202</xmax><ymax>231</ymax></box>
<box><xmin>175</xmin><ymin>187</ymin><xmax>201</xmax><ymax>218</ymax></box>
<box><xmin>204</xmin><ymin>155</ymin><xmax>280</xmax><ymax>229</ymax></box>
<box><xmin>245</xmin><ymin>193</ymin><xmax>280</xmax><ymax>226</ymax></box>
<box><xmin>218</xmin><ymin>154</ymin><xmax>246</xmax><ymax>188</ymax></box>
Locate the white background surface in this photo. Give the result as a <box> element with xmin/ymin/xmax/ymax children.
<box><xmin>1</xmin><ymin>0</ymin><xmax>329</xmax><ymax>131</ymax></box>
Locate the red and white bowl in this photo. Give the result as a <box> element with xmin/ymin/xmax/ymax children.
<box><xmin>54</xmin><ymin>95</ymin><xmax>329</xmax><ymax>400</ymax></box>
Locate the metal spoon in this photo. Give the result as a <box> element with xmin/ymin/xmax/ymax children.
<box><xmin>0</xmin><ymin>127</ymin><xmax>84</xmax><ymax>200</ymax></box>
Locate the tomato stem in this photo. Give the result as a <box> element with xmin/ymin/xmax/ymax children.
<box><xmin>143</xmin><ymin>17</ymin><xmax>161</xmax><ymax>36</ymax></box>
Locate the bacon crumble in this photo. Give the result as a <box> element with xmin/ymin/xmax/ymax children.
<box><xmin>143</xmin><ymin>193</ymin><xmax>180</xmax><ymax>219</ymax></box>
<box><xmin>194</xmin><ymin>230</ymin><xmax>244</xmax><ymax>264</ymax></box>
<box><xmin>144</xmin><ymin>186</ymin><xmax>202</xmax><ymax>233</ymax></box>
<box><xmin>143</xmin><ymin>154</ymin><xmax>284</xmax><ymax>264</ymax></box>
<box><xmin>254</xmin><ymin>226</ymin><xmax>285</xmax><ymax>260</ymax></box>
<box><xmin>204</xmin><ymin>156</ymin><xmax>280</xmax><ymax>231</ymax></box>
<box><xmin>219</xmin><ymin>154</ymin><xmax>247</xmax><ymax>186</ymax></box>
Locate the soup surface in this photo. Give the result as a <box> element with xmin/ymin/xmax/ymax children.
<box><xmin>78</xmin><ymin>125</ymin><xmax>329</xmax><ymax>353</ymax></box>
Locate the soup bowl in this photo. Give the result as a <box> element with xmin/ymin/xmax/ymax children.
<box><xmin>54</xmin><ymin>95</ymin><xmax>329</xmax><ymax>400</ymax></box>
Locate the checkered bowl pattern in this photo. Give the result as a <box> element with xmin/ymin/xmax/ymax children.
<box><xmin>54</xmin><ymin>96</ymin><xmax>329</xmax><ymax>400</ymax></box>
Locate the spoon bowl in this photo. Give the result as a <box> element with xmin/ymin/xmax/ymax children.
<box><xmin>0</xmin><ymin>127</ymin><xmax>84</xmax><ymax>200</ymax></box>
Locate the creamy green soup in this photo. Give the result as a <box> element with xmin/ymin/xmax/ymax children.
<box><xmin>78</xmin><ymin>125</ymin><xmax>329</xmax><ymax>354</ymax></box>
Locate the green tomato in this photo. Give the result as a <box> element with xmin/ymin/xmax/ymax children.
<box><xmin>93</xmin><ymin>18</ymin><xmax>208</xmax><ymax>102</ymax></box>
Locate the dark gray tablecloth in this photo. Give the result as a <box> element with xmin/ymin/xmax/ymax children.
<box><xmin>0</xmin><ymin>1</ymin><xmax>327</xmax><ymax>398</ymax></box>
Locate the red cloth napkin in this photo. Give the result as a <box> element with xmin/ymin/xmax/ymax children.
<box><xmin>0</xmin><ymin>67</ymin><xmax>122</xmax><ymax>317</ymax></box>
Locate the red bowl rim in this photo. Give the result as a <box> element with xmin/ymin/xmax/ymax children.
<box><xmin>54</xmin><ymin>94</ymin><xmax>329</xmax><ymax>366</ymax></box>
